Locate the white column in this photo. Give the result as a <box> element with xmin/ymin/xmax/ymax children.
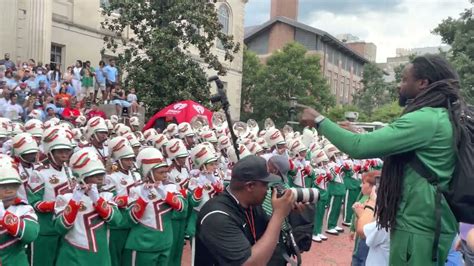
<box><xmin>25</xmin><ymin>0</ymin><xmax>53</xmax><ymax>64</ymax></box>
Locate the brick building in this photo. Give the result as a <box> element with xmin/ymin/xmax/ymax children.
<box><xmin>244</xmin><ymin>0</ymin><xmax>370</xmax><ymax>104</ymax></box>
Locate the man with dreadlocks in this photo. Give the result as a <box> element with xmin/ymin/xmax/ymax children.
<box><xmin>301</xmin><ymin>54</ymin><xmax>461</xmax><ymax>265</ymax></box>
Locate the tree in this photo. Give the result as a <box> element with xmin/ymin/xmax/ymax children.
<box><xmin>241</xmin><ymin>43</ymin><xmax>335</xmax><ymax>127</ymax></box>
<box><xmin>434</xmin><ymin>3</ymin><xmax>474</xmax><ymax>103</ymax></box>
<box><xmin>325</xmin><ymin>105</ymin><xmax>368</xmax><ymax>122</ymax></box>
<box><xmin>101</xmin><ymin>0</ymin><xmax>240</xmax><ymax>114</ymax></box>
<box><xmin>386</xmin><ymin>63</ymin><xmax>406</xmax><ymax>102</ymax></box>
<box><xmin>370</xmin><ymin>101</ymin><xmax>403</xmax><ymax>123</ymax></box>
<box><xmin>240</xmin><ymin>49</ymin><xmax>263</xmax><ymax>120</ymax></box>
<box><xmin>353</xmin><ymin>63</ymin><xmax>391</xmax><ymax>117</ymax></box>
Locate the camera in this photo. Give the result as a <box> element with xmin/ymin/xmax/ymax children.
<box><xmin>274</xmin><ymin>184</ymin><xmax>319</xmax><ymax>204</ymax></box>
<box><xmin>208</xmin><ymin>75</ymin><xmax>228</xmax><ymax>106</ymax></box>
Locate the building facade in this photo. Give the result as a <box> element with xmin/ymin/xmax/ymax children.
<box><xmin>244</xmin><ymin>0</ymin><xmax>369</xmax><ymax>105</ymax></box>
<box><xmin>0</xmin><ymin>0</ymin><xmax>246</xmax><ymax>119</ymax></box>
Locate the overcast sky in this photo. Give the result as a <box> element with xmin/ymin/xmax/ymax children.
<box><xmin>244</xmin><ymin>0</ymin><xmax>472</xmax><ymax>62</ymax></box>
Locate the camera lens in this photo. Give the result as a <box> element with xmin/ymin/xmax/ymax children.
<box><xmin>289</xmin><ymin>188</ymin><xmax>319</xmax><ymax>204</ymax></box>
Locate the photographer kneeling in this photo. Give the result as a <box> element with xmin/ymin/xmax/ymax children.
<box><xmin>195</xmin><ymin>155</ymin><xmax>295</xmax><ymax>266</ymax></box>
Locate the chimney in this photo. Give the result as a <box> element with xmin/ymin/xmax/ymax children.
<box><xmin>271</xmin><ymin>0</ymin><xmax>298</xmax><ymax>20</ymax></box>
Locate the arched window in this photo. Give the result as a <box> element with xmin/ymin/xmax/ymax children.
<box><xmin>217</xmin><ymin>4</ymin><xmax>231</xmax><ymax>49</ymax></box>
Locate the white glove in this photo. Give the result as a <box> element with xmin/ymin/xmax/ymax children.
<box><xmin>72</xmin><ymin>185</ymin><xmax>85</xmax><ymax>202</ymax></box>
<box><xmin>88</xmin><ymin>184</ymin><xmax>100</xmax><ymax>204</ymax></box>
<box><xmin>0</xmin><ymin>201</ymin><xmax>5</xmax><ymax>220</ymax></box>
<box><xmin>139</xmin><ymin>185</ymin><xmax>151</xmax><ymax>202</ymax></box>
<box><xmin>197</xmin><ymin>175</ymin><xmax>208</xmax><ymax>187</ymax></box>
<box><xmin>206</xmin><ymin>173</ymin><xmax>218</xmax><ymax>185</ymax></box>
<box><xmin>156</xmin><ymin>184</ymin><xmax>167</xmax><ymax>199</ymax></box>
<box><xmin>189</xmin><ymin>169</ymin><xmax>201</xmax><ymax>178</ymax></box>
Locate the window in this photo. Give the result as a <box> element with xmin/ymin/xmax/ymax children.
<box><xmin>50</xmin><ymin>44</ymin><xmax>63</xmax><ymax>66</ymax></box>
<box><xmin>217</xmin><ymin>4</ymin><xmax>230</xmax><ymax>49</ymax></box>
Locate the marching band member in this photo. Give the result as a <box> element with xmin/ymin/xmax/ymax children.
<box><xmin>264</xmin><ymin>128</ymin><xmax>288</xmax><ymax>157</ymax></box>
<box><xmin>166</xmin><ymin>139</ymin><xmax>203</xmax><ymax>266</ymax></box>
<box><xmin>0</xmin><ymin>154</ymin><xmax>39</xmax><ymax>265</ymax></box>
<box><xmin>11</xmin><ymin>133</ymin><xmax>40</xmax><ymax>202</ymax></box>
<box><xmin>27</xmin><ymin>126</ymin><xmax>74</xmax><ymax>266</ymax></box>
<box><xmin>311</xmin><ymin>148</ymin><xmax>330</xmax><ymax>242</ymax></box>
<box><xmin>24</xmin><ymin>119</ymin><xmax>43</xmax><ymax>146</ymax></box>
<box><xmin>103</xmin><ymin>136</ymin><xmax>141</xmax><ymax>266</ymax></box>
<box><xmin>186</xmin><ymin>144</ymin><xmax>224</xmax><ymax>240</ymax></box>
<box><xmin>288</xmin><ymin>139</ymin><xmax>315</xmax><ymax>188</ymax></box>
<box><xmin>178</xmin><ymin>122</ymin><xmax>196</xmax><ymax>150</ymax></box>
<box><xmin>342</xmin><ymin>158</ymin><xmax>362</xmax><ymax>227</ymax></box>
<box><xmin>85</xmin><ymin>117</ymin><xmax>109</xmax><ymax>165</ymax></box>
<box><xmin>324</xmin><ymin>144</ymin><xmax>346</xmax><ymax>236</ymax></box>
<box><xmin>54</xmin><ymin>148</ymin><xmax>122</xmax><ymax>266</ymax></box>
<box><xmin>123</xmin><ymin>132</ymin><xmax>142</xmax><ymax>156</ymax></box>
<box><xmin>123</xmin><ymin>147</ymin><xmax>185</xmax><ymax>265</ymax></box>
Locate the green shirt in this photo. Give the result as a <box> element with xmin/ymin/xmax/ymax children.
<box><xmin>319</xmin><ymin>107</ymin><xmax>457</xmax><ymax>236</ymax></box>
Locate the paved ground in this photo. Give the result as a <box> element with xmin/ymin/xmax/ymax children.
<box><xmin>181</xmin><ymin>225</ymin><xmax>354</xmax><ymax>265</ymax></box>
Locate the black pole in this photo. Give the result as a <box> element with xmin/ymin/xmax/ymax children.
<box><xmin>208</xmin><ymin>76</ymin><xmax>240</xmax><ymax>160</ymax></box>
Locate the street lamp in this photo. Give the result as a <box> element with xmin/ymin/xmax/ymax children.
<box><xmin>287</xmin><ymin>96</ymin><xmax>299</xmax><ymax>125</ymax></box>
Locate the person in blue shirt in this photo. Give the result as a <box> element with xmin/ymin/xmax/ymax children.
<box><xmin>34</xmin><ymin>69</ymin><xmax>49</xmax><ymax>88</ymax></box>
<box><xmin>104</xmin><ymin>59</ymin><xmax>118</xmax><ymax>102</ymax></box>
<box><xmin>95</xmin><ymin>60</ymin><xmax>107</xmax><ymax>103</ymax></box>
<box><xmin>61</xmin><ymin>81</ymin><xmax>76</xmax><ymax>97</ymax></box>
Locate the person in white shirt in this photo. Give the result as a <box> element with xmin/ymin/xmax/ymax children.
<box><xmin>354</xmin><ymin>184</ymin><xmax>390</xmax><ymax>266</ymax></box>
<box><xmin>3</xmin><ymin>93</ymin><xmax>24</xmax><ymax>121</ymax></box>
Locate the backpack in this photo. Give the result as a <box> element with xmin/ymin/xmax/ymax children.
<box><xmin>409</xmin><ymin>103</ymin><xmax>474</xmax><ymax>261</ymax></box>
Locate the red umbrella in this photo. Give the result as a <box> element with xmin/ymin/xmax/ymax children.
<box><xmin>142</xmin><ymin>100</ymin><xmax>213</xmax><ymax>131</ymax></box>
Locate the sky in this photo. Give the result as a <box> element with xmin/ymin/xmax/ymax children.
<box><xmin>244</xmin><ymin>0</ymin><xmax>473</xmax><ymax>62</ymax></box>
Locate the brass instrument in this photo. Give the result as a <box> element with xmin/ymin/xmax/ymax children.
<box><xmin>212</xmin><ymin>111</ymin><xmax>227</xmax><ymax>128</ymax></box>
<box><xmin>233</xmin><ymin>121</ymin><xmax>249</xmax><ymax>140</ymax></box>
<box><xmin>247</xmin><ymin>119</ymin><xmax>259</xmax><ymax>139</ymax></box>
<box><xmin>264</xmin><ymin>118</ymin><xmax>275</xmax><ymax>130</ymax></box>
<box><xmin>191</xmin><ymin>115</ymin><xmax>210</xmax><ymax>136</ymax></box>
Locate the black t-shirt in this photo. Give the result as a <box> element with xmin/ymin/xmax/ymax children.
<box><xmin>195</xmin><ymin>189</ymin><xmax>269</xmax><ymax>266</ymax></box>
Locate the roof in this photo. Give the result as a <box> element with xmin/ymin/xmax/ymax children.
<box><xmin>244</xmin><ymin>16</ymin><xmax>369</xmax><ymax>64</ymax></box>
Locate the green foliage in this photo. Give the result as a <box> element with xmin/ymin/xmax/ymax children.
<box><xmin>370</xmin><ymin>102</ymin><xmax>403</xmax><ymax>123</ymax></box>
<box><xmin>353</xmin><ymin>63</ymin><xmax>391</xmax><ymax>117</ymax></box>
<box><xmin>101</xmin><ymin>0</ymin><xmax>240</xmax><ymax>114</ymax></box>
<box><xmin>240</xmin><ymin>43</ymin><xmax>335</xmax><ymax>127</ymax></box>
<box><xmin>434</xmin><ymin>4</ymin><xmax>474</xmax><ymax>103</ymax></box>
<box><xmin>325</xmin><ymin>105</ymin><xmax>368</xmax><ymax>122</ymax></box>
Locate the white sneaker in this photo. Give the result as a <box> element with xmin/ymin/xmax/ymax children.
<box><xmin>325</xmin><ymin>228</ymin><xmax>339</xmax><ymax>235</ymax></box>
<box><xmin>342</xmin><ymin>222</ymin><xmax>351</xmax><ymax>227</ymax></box>
<box><xmin>318</xmin><ymin>234</ymin><xmax>328</xmax><ymax>240</ymax></box>
<box><xmin>335</xmin><ymin>226</ymin><xmax>344</xmax><ymax>232</ymax></box>
<box><xmin>312</xmin><ymin>235</ymin><xmax>322</xmax><ymax>242</ymax></box>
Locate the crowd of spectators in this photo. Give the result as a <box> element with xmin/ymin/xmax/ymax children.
<box><xmin>0</xmin><ymin>53</ymin><xmax>140</xmax><ymax>123</ymax></box>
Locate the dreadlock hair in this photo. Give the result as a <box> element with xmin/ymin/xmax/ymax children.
<box><xmin>376</xmin><ymin>54</ymin><xmax>464</xmax><ymax>231</ymax></box>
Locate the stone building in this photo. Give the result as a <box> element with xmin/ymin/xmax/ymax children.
<box><xmin>0</xmin><ymin>0</ymin><xmax>247</xmax><ymax>118</ymax></box>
